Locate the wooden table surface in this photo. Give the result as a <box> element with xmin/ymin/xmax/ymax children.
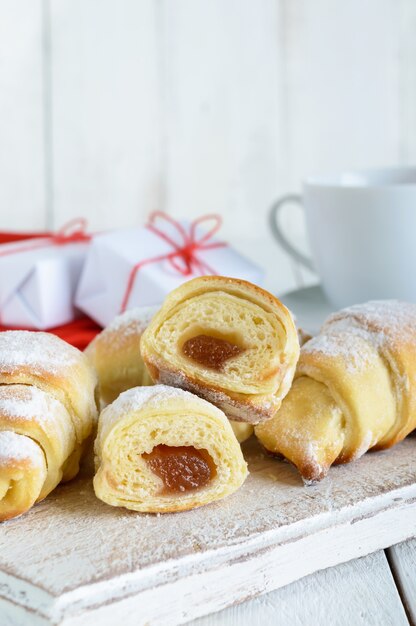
<box><xmin>190</xmin><ymin>541</ymin><xmax>416</xmax><ymax>626</ymax></box>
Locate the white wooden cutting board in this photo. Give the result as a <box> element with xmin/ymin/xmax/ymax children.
<box><xmin>1</xmin><ymin>435</ymin><xmax>416</xmax><ymax>626</ymax></box>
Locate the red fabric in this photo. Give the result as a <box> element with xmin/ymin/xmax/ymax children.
<box><xmin>0</xmin><ymin>230</ymin><xmax>102</xmax><ymax>350</ymax></box>
<box><xmin>0</xmin><ymin>231</ymin><xmax>54</xmax><ymax>244</ymax></box>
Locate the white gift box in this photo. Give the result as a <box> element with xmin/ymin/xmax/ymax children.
<box><xmin>0</xmin><ymin>237</ymin><xmax>89</xmax><ymax>330</ymax></box>
<box><xmin>76</xmin><ymin>218</ymin><xmax>264</xmax><ymax>328</ymax></box>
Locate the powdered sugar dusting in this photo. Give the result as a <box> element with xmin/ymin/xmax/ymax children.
<box><xmin>353</xmin><ymin>431</ymin><xmax>374</xmax><ymax>461</ymax></box>
<box><xmin>308</xmin><ymin>300</ymin><xmax>416</xmax><ymax>378</ymax></box>
<box><xmin>301</xmin><ymin>320</ymin><xmax>377</xmax><ymax>373</ymax></box>
<box><xmin>0</xmin><ymin>331</ymin><xmax>81</xmax><ymax>376</ymax></box>
<box><xmin>99</xmin><ymin>384</ymin><xmax>225</xmax><ymax>436</ymax></box>
<box><xmin>0</xmin><ymin>385</ymin><xmax>64</xmax><ymax>427</ymax></box>
<box><xmin>301</xmin><ymin>299</ymin><xmax>416</xmax><ymax>373</ymax></box>
<box><xmin>326</xmin><ymin>300</ymin><xmax>416</xmax><ymax>342</ymax></box>
<box><xmin>302</xmin><ymin>440</ymin><xmax>325</xmax><ymax>484</ymax></box>
<box><xmin>0</xmin><ymin>431</ymin><xmax>44</xmax><ymax>467</ymax></box>
<box><xmin>107</xmin><ymin>384</ymin><xmax>220</xmax><ymax>417</ymax></box>
<box><xmin>106</xmin><ymin>306</ymin><xmax>159</xmax><ymax>336</ymax></box>
<box><xmin>114</xmin><ymin>383</ymin><xmax>193</xmax><ymax>407</ymax></box>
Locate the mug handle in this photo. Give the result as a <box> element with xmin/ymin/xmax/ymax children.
<box><xmin>269</xmin><ymin>195</ymin><xmax>315</xmax><ymax>272</ymax></box>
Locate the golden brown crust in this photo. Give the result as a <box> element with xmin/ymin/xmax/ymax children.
<box><xmin>0</xmin><ymin>332</ymin><xmax>98</xmax><ymax>521</ymax></box>
<box><xmin>255</xmin><ymin>300</ymin><xmax>416</xmax><ymax>483</ymax></box>
<box><xmin>0</xmin><ymin>332</ymin><xmax>98</xmax><ymax>443</ymax></box>
<box><xmin>155</xmin><ymin>275</ymin><xmax>294</xmax><ymax>323</ymax></box>
<box><xmin>85</xmin><ymin>307</ymin><xmax>156</xmax><ymax>407</ymax></box>
<box><xmin>145</xmin><ymin>360</ymin><xmax>279</xmax><ymax>424</ymax></box>
<box><xmin>140</xmin><ymin>276</ymin><xmax>299</xmax><ymax>424</ymax></box>
<box><xmin>326</xmin><ymin>301</ymin><xmax>416</xmax><ymax>447</ymax></box>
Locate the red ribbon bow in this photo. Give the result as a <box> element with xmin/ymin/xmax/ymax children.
<box><xmin>51</xmin><ymin>218</ymin><xmax>91</xmax><ymax>245</ymax></box>
<box><xmin>0</xmin><ymin>218</ymin><xmax>91</xmax><ymax>258</ymax></box>
<box><xmin>120</xmin><ymin>211</ymin><xmax>227</xmax><ymax>313</ymax></box>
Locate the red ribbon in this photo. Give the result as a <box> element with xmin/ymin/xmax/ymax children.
<box><xmin>50</xmin><ymin>218</ymin><xmax>91</xmax><ymax>245</ymax></box>
<box><xmin>0</xmin><ymin>218</ymin><xmax>91</xmax><ymax>258</ymax></box>
<box><xmin>120</xmin><ymin>211</ymin><xmax>227</xmax><ymax>313</ymax></box>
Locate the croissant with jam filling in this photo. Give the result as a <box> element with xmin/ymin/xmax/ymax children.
<box><xmin>93</xmin><ymin>385</ymin><xmax>248</xmax><ymax>513</ymax></box>
<box><xmin>140</xmin><ymin>276</ymin><xmax>299</xmax><ymax>424</ymax></box>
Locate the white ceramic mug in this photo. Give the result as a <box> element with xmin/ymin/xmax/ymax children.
<box><xmin>270</xmin><ymin>167</ymin><xmax>416</xmax><ymax>308</ymax></box>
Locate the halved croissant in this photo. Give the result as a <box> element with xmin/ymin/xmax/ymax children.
<box><xmin>255</xmin><ymin>300</ymin><xmax>416</xmax><ymax>482</ymax></box>
<box><xmin>140</xmin><ymin>276</ymin><xmax>299</xmax><ymax>424</ymax></box>
<box><xmin>93</xmin><ymin>385</ymin><xmax>248</xmax><ymax>513</ymax></box>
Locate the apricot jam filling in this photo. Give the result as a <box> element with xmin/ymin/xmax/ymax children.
<box><xmin>143</xmin><ymin>444</ymin><xmax>216</xmax><ymax>493</ymax></box>
<box><xmin>182</xmin><ymin>334</ymin><xmax>243</xmax><ymax>370</ymax></box>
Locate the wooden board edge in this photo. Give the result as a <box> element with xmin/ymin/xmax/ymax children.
<box><xmin>64</xmin><ymin>495</ymin><xmax>416</xmax><ymax>626</ymax></box>
<box><xmin>2</xmin><ymin>485</ymin><xmax>416</xmax><ymax>625</ymax></box>
<box><xmin>0</xmin><ymin>596</ymin><xmax>49</xmax><ymax>626</ymax></box>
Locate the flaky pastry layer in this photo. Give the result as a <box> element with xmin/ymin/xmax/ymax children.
<box><xmin>93</xmin><ymin>385</ymin><xmax>248</xmax><ymax>513</ymax></box>
<box><xmin>0</xmin><ymin>332</ymin><xmax>98</xmax><ymax>521</ymax></box>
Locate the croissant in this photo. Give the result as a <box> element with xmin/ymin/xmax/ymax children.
<box><xmin>93</xmin><ymin>385</ymin><xmax>248</xmax><ymax>513</ymax></box>
<box><xmin>140</xmin><ymin>276</ymin><xmax>299</xmax><ymax>424</ymax></box>
<box><xmin>255</xmin><ymin>300</ymin><xmax>416</xmax><ymax>483</ymax></box>
<box><xmin>0</xmin><ymin>331</ymin><xmax>98</xmax><ymax>520</ymax></box>
<box><xmin>85</xmin><ymin>306</ymin><xmax>157</xmax><ymax>406</ymax></box>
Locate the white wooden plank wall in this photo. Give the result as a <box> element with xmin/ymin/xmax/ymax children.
<box><xmin>0</xmin><ymin>0</ymin><xmax>415</xmax><ymax>293</ymax></box>
<box><xmin>0</xmin><ymin>1</ymin><xmax>46</xmax><ymax>229</ymax></box>
<box><xmin>50</xmin><ymin>0</ymin><xmax>163</xmax><ymax>230</ymax></box>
